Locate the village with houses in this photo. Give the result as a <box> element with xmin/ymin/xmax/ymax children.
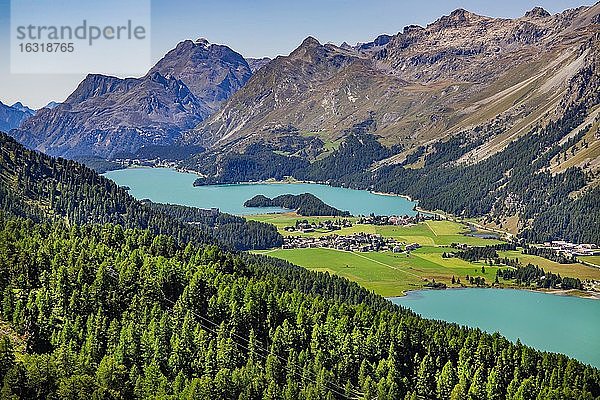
<box><xmin>282</xmin><ymin>212</ymin><xmax>434</xmax><ymax>235</ymax></box>
<box><xmin>283</xmin><ymin>219</ymin><xmax>353</xmax><ymax>233</ymax></box>
<box><xmin>356</xmin><ymin>213</ymin><xmax>433</xmax><ymax>226</ymax></box>
<box><xmin>281</xmin><ymin>232</ymin><xmax>420</xmax><ymax>253</ymax></box>
<box><xmin>539</xmin><ymin>241</ymin><xmax>600</xmax><ymax>257</ymax></box>
<box><xmin>277</xmin><ymin>214</ymin><xmax>436</xmax><ymax>253</ymax></box>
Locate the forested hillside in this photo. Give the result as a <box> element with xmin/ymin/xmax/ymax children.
<box><xmin>367</xmin><ymin>103</ymin><xmax>600</xmax><ymax>244</ymax></box>
<box><xmin>1</xmin><ymin>215</ymin><xmax>599</xmax><ymax>399</ymax></box>
<box><xmin>244</xmin><ymin>194</ymin><xmax>351</xmax><ymax>217</ymax></box>
<box><xmin>0</xmin><ymin>133</ymin><xmax>279</xmax><ymax>251</ymax></box>
<box><xmin>144</xmin><ymin>201</ymin><xmax>282</xmax><ymax>250</ymax></box>
<box><xmin>1</xmin><ymin>129</ymin><xmax>600</xmax><ymax>399</ymax></box>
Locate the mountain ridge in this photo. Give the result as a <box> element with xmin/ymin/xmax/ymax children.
<box><xmin>10</xmin><ymin>39</ymin><xmax>252</xmax><ymax>158</ymax></box>
<box><xmin>0</xmin><ymin>101</ymin><xmax>34</xmax><ymax>132</ymax></box>
<box><xmin>185</xmin><ymin>3</ymin><xmax>600</xmax><ymax>166</ymax></box>
<box><xmin>11</xmin><ymin>5</ymin><xmax>600</xmax><ymax>163</ymax></box>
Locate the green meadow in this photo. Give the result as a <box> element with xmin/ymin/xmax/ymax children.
<box><xmin>580</xmin><ymin>255</ymin><xmax>600</xmax><ymax>267</ymax></box>
<box><xmin>498</xmin><ymin>251</ymin><xmax>600</xmax><ymax>281</ymax></box>
<box><xmin>249</xmin><ymin>215</ymin><xmax>600</xmax><ymax>297</ymax></box>
<box><xmin>254</xmin><ymin>246</ymin><xmax>502</xmax><ymax>296</ymax></box>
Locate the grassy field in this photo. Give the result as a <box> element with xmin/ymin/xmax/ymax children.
<box><xmin>249</xmin><ymin>214</ymin><xmax>600</xmax><ymax>297</ymax></box>
<box><xmin>247</xmin><ymin>214</ymin><xmax>503</xmax><ymax>246</ymax></box>
<box><xmin>580</xmin><ymin>256</ymin><xmax>600</xmax><ymax>267</ymax></box>
<box><xmin>497</xmin><ymin>251</ymin><xmax>600</xmax><ymax>281</ymax></box>
<box><xmin>254</xmin><ymin>246</ymin><xmax>503</xmax><ymax>297</ymax></box>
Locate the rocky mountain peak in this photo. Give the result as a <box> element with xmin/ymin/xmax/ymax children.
<box><xmin>43</xmin><ymin>101</ymin><xmax>60</xmax><ymax>110</ymax></box>
<box><xmin>403</xmin><ymin>25</ymin><xmax>424</xmax><ymax>34</ymax></box>
<box><xmin>148</xmin><ymin>39</ymin><xmax>251</xmax><ymax>108</ymax></box>
<box><xmin>301</xmin><ymin>36</ymin><xmax>321</xmax><ymax>47</ymax></box>
<box><xmin>9</xmin><ymin>38</ymin><xmax>250</xmax><ymax>158</ymax></box>
<box><xmin>195</xmin><ymin>37</ymin><xmax>210</xmax><ymax>46</ymax></box>
<box><xmin>0</xmin><ymin>101</ymin><xmax>35</xmax><ymax>132</ymax></box>
<box><xmin>525</xmin><ymin>7</ymin><xmax>551</xmax><ymax>19</ymax></box>
<box><xmin>10</xmin><ymin>102</ymin><xmax>35</xmax><ymax>115</ymax></box>
<box><xmin>357</xmin><ymin>34</ymin><xmax>392</xmax><ymax>51</ymax></box>
<box><xmin>429</xmin><ymin>8</ymin><xmax>485</xmax><ymax>30</ymax></box>
<box><xmin>65</xmin><ymin>74</ymin><xmax>135</xmax><ymax>105</ymax></box>
<box><xmin>289</xmin><ymin>36</ymin><xmax>328</xmax><ymax>61</ymax></box>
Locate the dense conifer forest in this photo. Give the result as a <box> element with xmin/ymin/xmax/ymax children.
<box><xmin>1</xmin><ymin>133</ymin><xmax>600</xmax><ymax>399</ymax></box>
<box><xmin>0</xmin><ymin>133</ymin><xmax>280</xmax><ymax>251</ymax></box>
<box><xmin>192</xmin><ymin>143</ymin><xmax>310</xmax><ymax>186</ymax></box>
<box><xmin>144</xmin><ymin>201</ymin><xmax>283</xmax><ymax>250</ymax></box>
<box><xmin>1</xmin><ymin>214</ymin><xmax>599</xmax><ymax>399</ymax></box>
<box><xmin>497</xmin><ymin>264</ymin><xmax>583</xmax><ymax>290</ymax></box>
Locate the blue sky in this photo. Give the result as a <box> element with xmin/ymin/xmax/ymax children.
<box><xmin>0</xmin><ymin>0</ymin><xmax>592</xmax><ymax>108</ymax></box>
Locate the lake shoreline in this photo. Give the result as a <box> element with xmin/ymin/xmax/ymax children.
<box><xmin>109</xmin><ymin>166</ymin><xmax>461</xmax><ymax>219</ymax></box>
<box><xmin>104</xmin><ymin>167</ymin><xmax>418</xmax><ymax>216</ymax></box>
<box><xmin>393</xmin><ymin>285</ymin><xmax>600</xmax><ymax>300</ymax></box>
<box><xmin>390</xmin><ymin>287</ymin><xmax>600</xmax><ymax>368</ymax></box>
<box><xmin>106</xmin><ymin>166</ymin><xmax>519</xmax><ymax>241</ymax></box>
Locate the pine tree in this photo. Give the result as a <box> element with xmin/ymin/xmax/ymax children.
<box><xmin>437</xmin><ymin>360</ymin><xmax>458</xmax><ymax>400</ymax></box>
<box><xmin>0</xmin><ymin>336</ymin><xmax>15</xmax><ymax>379</ymax></box>
<box><xmin>486</xmin><ymin>365</ymin><xmax>503</xmax><ymax>400</ymax></box>
<box><xmin>416</xmin><ymin>354</ymin><xmax>436</xmax><ymax>398</ymax></box>
<box><xmin>468</xmin><ymin>365</ymin><xmax>487</xmax><ymax>400</ymax></box>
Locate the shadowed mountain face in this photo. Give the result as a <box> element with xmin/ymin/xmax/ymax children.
<box><xmin>185</xmin><ymin>5</ymin><xmax>600</xmax><ymax>164</ymax></box>
<box><xmin>0</xmin><ymin>101</ymin><xmax>34</xmax><ymax>132</ymax></box>
<box><xmin>11</xmin><ymin>72</ymin><xmax>209</xmax><ymax>158</ymax></box>
<box><xmin>10</xmin><ymin>39</ymin><xmax>252</xmax><ymax>158</ymax></box>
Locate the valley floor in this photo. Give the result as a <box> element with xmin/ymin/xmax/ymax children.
<box><xmin>249</xmin><ymin>215</ymin><xmax>600</xmax><ymax>297</ymax></box>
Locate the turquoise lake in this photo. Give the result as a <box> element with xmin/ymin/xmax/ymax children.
<box><xmin>104</xmin><ymin>167</ymin><xmax>600</xmax><ymax>368</ymax></box>
<box><xmin>391</xmin><ymin>289</ymin><xmax>600</xmax><ymax>368</ymax></box>
<box><xmin>104</xmin><ymin>167</ymin><xmax>417</xmax><ymax>216</ymax></box>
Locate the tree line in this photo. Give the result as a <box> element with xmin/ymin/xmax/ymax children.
<box><xmin>497</xmin><ymin>264</ymin><xmax>583</xmax><ymax>290</ymax></box>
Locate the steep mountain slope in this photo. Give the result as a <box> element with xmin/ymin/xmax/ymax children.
<box><xmin>186</xmin><ymin>5</ymin><xmax>600</xmax><ymax>161</ymax></box>
<box><xmin>10</xmin><ymin>39</ymin><xmax>252</xmax><ymax>158</ymax></box>
<box><xmin>12</xmin><ymin>73</ymin><xmax>208</xmax><ymax>158</ymax></box>
<box><xmin>0</xmin><ymin>132</ymin><xmax>280</xmax><ymax>250</ymax></box>
<box><xmin>378</xmin><ymin>6</ymin><xmax>600</xmax><ymax>165</ymax></box>
<box><xmin>0</xmin><ymin>101</ymin><xmax>34</xmax><ymax>132</ymax></box>
<box><xmin>184</xmin><ymin>36</ymin><xmax>400</xmax><ymax>149</ymax></box>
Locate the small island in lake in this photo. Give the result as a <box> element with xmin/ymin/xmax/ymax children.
<box><xmin>244</xmin><ymin>193</ymin><xmax>351</xmax><ymax>216</ymax></box>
